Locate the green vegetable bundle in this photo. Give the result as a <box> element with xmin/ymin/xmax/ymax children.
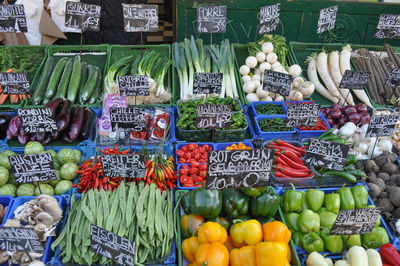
<box><xmin>177</xmin><ymin>112</ymin><xmax>247</xmax><ymax>131</ymax></box>
<box><xmin>247</xmin><ymin>34</ymin><xmax>289</xmax><ymax>68</ymax></box>
<box><xmin>0</xmin><ymin>46</ymin><xmax>45</xmax><ymax>74</ymax></box>
<box><xmin>258</xmin><ymin>118</ymin><xmax>293</xmax><ymax>132</ymax></box>
<box><xmin>52</xmin><ymin>182</ymin><xmax>175</xmax><ymax>265</ymax></box>
<box><xmin>178</xmin><ymin>96</ymin><xmax>241</xmax><ymax>114</ymax></box>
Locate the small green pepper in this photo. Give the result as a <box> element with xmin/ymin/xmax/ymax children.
<box><xmin>292</xmin><ymin>232</ymin><xmax>303</xmax><ymax>248</ymax></box>
<box><xmin>338</xmin><ymin>187</ymin><xmax>355</xmax><ymax>210</ymax></box>
<box><xmin>297</xmin><ymin>209</ymin><xmax>320</xmax><ymax>233</ymax></box>
<box><xmin>351</xmin><ymin>185</ymin><xmax>368</xmax><ymax>209</ymax></box>
<box><xmin>361</xmin><ymin>227</ymin><xmax>389</xmax><ymax>249</ymax></box>
<box><xmin>320</xmin><ymin>227</ymin><xmax>343</xmax><ymax>254</ymax></box>
<box><xmin>250</xmin><ymin>187</ymin><xmax>279</xmax><ymax>217</ymax></box>
<box><xmin>282</xmin><ymin>187</ymin><xmax>302</xmax><ymax>213</ymax></box>
<box><xmin>324</xmin><ymin>193</ymin><xmax>340</xmax><ymax>214</ymax></box>
<box><xmin>302</xmin><ymin>232</ymin><xmax>324</xmax><ymax>253</ymax></box>
<box><xmin>306</xmin><ymin>189</ymin><xmax>325</xmax><ymax>212</ymax></box>
<box><xmin>319</xmin><ymin>211</ymin><xmax>337</xmax><ymax>229</ymax></box>
<box><xmin>284</xmin><ymin>212</ymin><xmax>299</xmax><ymax>232</ymax></box>
<box><xmin>222</xmin><ymin>189</ymin><xmax>249</xmax><ymax>218</ymax></box>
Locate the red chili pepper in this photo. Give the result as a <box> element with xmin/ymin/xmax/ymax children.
<box><xmin>380</xmin><ymin>243</ymin><xmax>400</xmax><ymax>266</ymax></box>
<box><xmin>274</xmin><ymin>171</ymin><xmax>291</xmax><ymax>178</ymax></box>
<box><xmin>279</xmin><ymin>149</ymin><xmax>304</xmax><ymax>164</ymax></box>
<box><xmin>274</xmin><ymin>156</ymin><xmax>290</xmax><ymax>167</ymax></box>
<box><xmin>277</xmin><ymin>153</ymin><xmax>308</xmax><ymax>170</ymax></box>
<box><xmin>275</xmin><ymin>166</ymin><xmax>312</xmax><ymax>177</ymax></box>
<box><xmin>274</xmin><ymin>139</ymin><xmax>306</xmax><ymax>152</ymax></box>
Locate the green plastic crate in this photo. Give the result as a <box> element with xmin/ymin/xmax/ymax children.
<box><xmin>28</xmin><ymin>44</ymin><xmax>110</xmax><ymax>108</ymax></box>
<box><xmin>288</xmin><ymin>41</ymin><xmax>379</xmax><ymax>108</ymax></box>
<box><xmin>174</xmin><ymin>190</ymin><xmax>301</xmax><ymax>266</ymax></box>
<box><xmin>0</xmin><ymin>45</ymin><xmax>48</xmax><ymax>109</ymax></box>
<box><xmin>106</xmin><ymin>44</ymin><xmax>172</xmax><ymax>105</ymax></box>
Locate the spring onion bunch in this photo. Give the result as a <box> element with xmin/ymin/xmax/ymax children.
<box><xmin>173</xmin><ymin>36</ymin><xmax>239</xmax><ymax>101</ymax></box>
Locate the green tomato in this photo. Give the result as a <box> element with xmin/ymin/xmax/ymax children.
<box><xmin>55</xmin><ymin>180</ymin><xmax>72</xmax><ymax>195</ymax></box>
<box><xmin>24</xmin><ymin>141</ymin><xmax>44</xmax><ymax>155</ymax></box>
<box><xmin>17</xmin><ymin>183</ymin><xmax>35</xmax><ymax>196</ymax></box>
<box><xmin>60</xmin><ymin>162</ymin><xmax>79</xmax><ymax>181</ymax></box>
<box><xmin>0</xmin><ymin>166</ymin><xmax>9</xmax><ymax>186</ymax></box>
<box><xmin>34</xmin><ymin>184</ymin><xmax>54</xmax><ymax>196</ymax></box>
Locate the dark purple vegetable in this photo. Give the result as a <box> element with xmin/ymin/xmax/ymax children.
<box><xmin>45</xmin><ymin>98</ymin><xmax>63</xmax><ymax>116</ymax></box>
<box><xmin>0</xmin><ymin>113</ymin><xmax>11</xmax><ymax>139</ymax></box>
<box><xmin>355</xmin><ymin>103</ymin><xmax>368</xmax><ymax>113</ymax></box>
<box><xmin>331</xmin><ymin>104</ymin><xmax>342</xmax><ymax>110</ymax></box>
<box><xmin>35</xmin><ymin>133</ymin><xmax>45</xmax><ymax>143</ymax></box>
<box><xmin>62</xmin><ymin>133</ymin><xmax>73</xmax><ymax>144</ymax></box>
<box><xmin>51</xmin><ymin>130</ymin><xmax>59</xmax><ymax>140</ymax></box>
<box><xmin>347</xmin><ymin>112</ymin><xmax>361</xmax><ymax>124</ymax></box>
<box><xmin>68</xmin><ymin>107</ymin><xmax>84</xmax><ymax>141</ymax></box>
<box><xmin>329</xmin><ymin>108</ymin><xmax>342</xmax><ymax>119</ymax></box>
<box><xmin>30</xmin><ymin>134</ymin><xmax>36</xmax><ymax>141</ymax></box>
<box><xmin>344</xmin><ymin>106</ymin><xmax>357</xmax><ymax>116</ymax></box>
<box><xmin>17</xmin><ymin>134</ymin><xmax>29</xmax><ymax>145</ymax></box>
<box><xmin>43</xmin><ymin>133</ymin><xmax>52</xmax><ymax>145</ymax></box>
<box><xmin>8</xmin><ymin>115</ymin><xmax>21</xmax><ymax>137</ymax></box>
<box><xmin>19</xmin><ymin>126</ymin><xmax>28</xmax><ymax>136</ymax></box>
<box><xmin>338</xmin><ymin>117</ymin><xmax>346</xmax><ymax>127</ymax></box>
<box><xmin>79</xmin><ymin>108</ymin><xmax>91</xmax><ymax>139</ymax></box>
<box><xmin>326</xmin><ymin>118</ymin><xmax>334</xmax><ymax>126</ymax></box>
<box><xmin>360</xmin><ymin>113</ymin><xmax>371</xmax><ymax>124</ymax></box>
<box><xmin>56</xmin><ymin>99</ymin><xmax>72</xmax><ymax>131</ymax></box>
<box><xmin>6</xmin><ymin>128</ymin><xmax>13</xmax><ymax>139</ymax></box>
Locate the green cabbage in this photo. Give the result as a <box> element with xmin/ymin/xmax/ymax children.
<box><xmin>57</xmin><ymin>148</ymin><xmax>76</xmax><ymax>165</ymax></box>
<box><xmin>0</xmin><ymin>166</ymin><xmax>9</xmax><ymax>186</ymax></box>
<box><xmin>55</xmin><ymin>180</ymin><xmax>72</xmax><ymax>195</ymax></box>
<box><xmin>60</xmin><ymin>162</ymin><xmax>79</xmax><ymax>181</ymax></box>
<box><xmin>24</xmin><ymin>141</ymin><xmax>44</xmax><ymax>155</ymax></box>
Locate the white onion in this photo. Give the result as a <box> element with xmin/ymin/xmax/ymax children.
<box><xmin>259</xmin><ymin>62</ymin><xmax>271</xmax><ymax>73</ymax></box>
<box><xmin>256</xmin><ymin>52</ymin><xmax>266</xmax><ymax>63</ymax></box>
<box><xmin>242</xmin><ymin>75</ymin><xmax>252</xmax><ymax>83</ymax></box>
<box><xmin>245</xmin><ymin>56</ymin><xmax>258</xmax><ymax>68</ymax></box>
<box><xmin>246</xmin><ymin>93</ymin><xmax>259</xmax><ymax>102</ymax></box>
<box><xmin>266</xmin><ymin>53</ymin><xmax>278</xmax><ymax>64</ymax></box>
<box><xmin>289</xmin><ymin>64</ymin><xmax>302</xmax><ymax>78</ymax></box>
<box><xmin>252</xmin><ymin>74</ymin><xmax>261</xmax><ymax>81</ymax></box>
<box><xmin>239</xmin><ymin>65</ymin><xmax>250</xmax><ymax>75</ymax></box>
<box><xmin>262</xmin><ymin>42</ymin><xmax>274</xmax><ymax>53</ymax></box>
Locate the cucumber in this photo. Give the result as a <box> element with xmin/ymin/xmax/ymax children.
<box><xmin>79</xmin><ymin>65</ymin><xmax>100</xmax><ymax>103</ymax></box>
<box><xmin>67</xmin><ymin>55</ymin><xmax>82</xmax><ymax>103</ymax></box>
<box><xmin>55</xmin><ymin>57</ymin><xmax>74</xmax><ymax>99</ymax></box>
<box><xmin>45</xmin><ymin>57</ymin><xmax>68</xmax><ymax>99</ymax></box>
<box><xmin>32</xmin><ymin>56</ymin><xmax>54</xmax><ymax>105</ymax></box>
<box><xmin>78</xmin><ymin>62</ymin><xmax>88</xmax><ymax>93</ymax></box>
<box><xmin>88</xmin><ymin>75</ymin><xmax>101</xmax><ymax>104</ymax></box>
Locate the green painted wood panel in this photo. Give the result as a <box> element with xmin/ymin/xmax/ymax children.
<box><xmin>175</xmin><ymin>0</ymin><xmax>400</xmax><ymax>46</ymax></box>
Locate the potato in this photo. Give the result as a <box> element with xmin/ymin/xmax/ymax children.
<box><xmin>377</xmin><ymin>198</ymin><xmax>394</xmax><ymax>212</ymax></box>
<box><xmin>389</xmin><ymin>187</ymin><xmax>400</xmax><ymax>207</ymax></box>
<box><xmin>368</xmin><ymin>183</ymin><xmax>381</xmax><ymax>198</ymax></box>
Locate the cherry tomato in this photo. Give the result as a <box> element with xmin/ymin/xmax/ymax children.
<box><xmin>203</xmin><ymin>144</ymin><xmax>210</xmax><ymax>151</ymax></box>
<box><xmin>180</xmin><ymin>168</ymin><xmax>188</xmax><ymax>175</ymax></box>
<box><xmin>189</xmin><ymin>168</ymin><xmax>198</xmax><ymax>174</ymax></box>
<box><xmin>199</xmin><ymin>159</ymin><xmax>206</xmax><ymax>163</ymax></box>
<box><xmin>176</xmin><ymin>149</ymin><xmax>185</xmax><ymax>158</ymax></box>
<box><xmin>199</xmin><ymin>164</ymin><xmax>207</xmax><ymax>171</ymax></box>
<box><xmin>178</xmin><ymin>158</ymin><xmax>186</xmax><ymax>164</ymax></box>
<box><xmin>184</xmin><ymin>152</ymin><xmax>192</xmax><ymax>160</ymax></box>
<box><xmin>187</xmin><ymin>144</ymin><xmax>196</xmax><ymax>151</ymax></box>
<box><xmin>199</xmin><ymin>170</ymin><xmax>206</xmax><ymax>178</ymax></box>
<box><xmin>190</xmin><ymin>161</ymin><xmax>200</xmax><ymax>168</ymax></box>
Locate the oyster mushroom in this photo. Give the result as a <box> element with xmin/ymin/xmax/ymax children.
<box><xmin>29</xmin><ymin>260</ymin><xmax>45</xmax><ymax>266</ymax></box>
<box><xmin>33</xmin><ymin>223</ymin><xmax>47</xmax><ymax>242</ymax></box>
<box><xmin>0</xmin><ymin>251</ymin><xmax>10</xmax><ymax>264</ymax></box>
<box><xmin>36</xmin><ymin>212</ymin><xmax>54</xmax><ymax>227</ymax></box>
<box><xmin>37</xmin><ymin>197</ymin><xmax>62</xmax><ymax>222</ymax></box>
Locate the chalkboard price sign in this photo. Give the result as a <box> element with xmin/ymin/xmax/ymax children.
<box><xmin>9</xmin><ymin>153</ymin><xmax>57</xmax><ymax>183</ymax></box>
<box><xmin>259</xmin><ymin>4</ymin><xmax>280</xmax><ymax>35</ymax></box>
<box><xmin>65</xmin><ymin>1</ymin><xmax>101</xmax><ymax>31</ymax></box>
<box><xmin>330</xmin><ymin>208</ymin><xmax>381</xmax><ymax>235</ymax></box>
<box><xmin>0</xmin><ymin>72</ymin><xmax>30</xmax><ymax>95</ymax></box>
<box><xmin>0</xmin><ymin>4</ymin><xmax>27</xmax><ymax>33</ymax></box>
<box><xmin>285</xmin><ymin>103</ymin><xmax>320</xmax><ymax>127</ymax></box>
<box><xmin>374</xmin><ymin>14</ymin><xmax>400</xmax><ymax>39</ymax></box>
<box><xmin>90</xmin><ymin>225</ymin><xmax>135</xmax><ymax>266</ymax></box>
<box><xmin>366</xmin><ymin>113</ymin><xmax>399</xmax><ymax>138</ymax></box>
<box><xmin>0</xmin><ymin>227</ymin><xmax>44</xmax><ymax>253</ymax></box>
<box><xmin>317</xmin><ymin>5</ymin><xmax>338</xmax><ymax>34</ymax></box>
<box><xmin>197</xmin><ymin>6</ymin><xmax>227</xmax><ymax>33</ymax></box>
<box><xmin>385</xmin><ymin>68</ymin><xmax>400</xmax><ymax>87</ymax></box>
<box><xmin>101</xmin><ymin>154</ymin><xmax>145</xmax><ymax>178</ymax></box>
<box><xmin>110</xmin><ymin>107</ymin><xmax>147</xmax><ymax>132</ymax></box>
<box><xmin>262</xmin><ymin>70</ymin><xmax>292</xmax><ymax>96</ymax></box>
<box><xmin>196</xmin><ymin>104</ymin><xmax>231</xmax><ymax>129</ymax></box>
<box><xmin>193</xmin><ymin>73</ymin><xmax>223</xmax><ymax>94</ymax></box>
<box><xmin>339</xmin><ymin>70</ymin><xmax>371</xmax><ymax>90</ymax></box>
<box><xmin>304</xmin><ymin>138</ymin><xmax>349</xmax><ymax>171</ymax></box>
<box><xmin>206</xmin><ymin>149</ymin><xmax>273</xmax><ymax>190</ymax></box>
<box><xmin>118</xmin><ymin>75</ymin><xmax>149</xmax><ymax>96</ymax></box>
<box><xmin>18</xmin><ymin>108</ymin><xmax>57</xmax><ymax>133</ymax></box>
<box><xmin>122</xmin><ymin>4</ymin><xmax>158</xmax><ymax>32</ymax></box>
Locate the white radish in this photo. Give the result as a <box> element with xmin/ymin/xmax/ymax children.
<box><xmin>256</xmin><ymin>86</ymin><xmax>269</xmax><ymax>98</ymax></box>
<box><xmin>254</xmin><ymin>68</ymin><xmax>261</xmax><ymax>76</ymax></box>
<box><xmin>271</xmin><ymin>61</ymin><xmax>281</xmax><ymax>69</ymax></box>
<box><xmin>262</xmin><ymin>42</ymin><xmax>274</xmax><ymax>54</ymax></box>
<box><xmin>317</xmin><ymin>52</ymin><xmax>340</xmax><ymax>97</ymax></box>
<box><xmin>256</xmin><ymin>52</ymin><xmax>266</xmax><ymax>62</ymax></box>
<box><xmin>252</xmin><ymin>74</ymin><xmax>261</xmax><ymax>81</ymax></box>
<box><xmin>289</xmin><ymin>64</ymin><xmax>302</xmax><ymax>78</ymax></box>
<box><xmin>239</xmin><ymin>65</ymin><xmax>250</xmax><ymax>76</ymax></box>
<box><xmin>242</xmin><ymin>75</ymin><xmax>252</xmax><ymax>83</ymax></box>
<box><xmin>275</xmin><ymin>94</ymin><xmax>285</xmax><ymax>101</ymax></box>
<box><xmin>259</xmin><ymin>62</ymin><xmax>271</xmax><ymax>73</ymax></box>
<box><xmin>340</xmin><ymin>45</ymin><xmax>352</xmax><ymax>76</ymax></box>
<box><xmin>267</xmin><ymin>53</ymin><xmax>278</xmax><ymax>64</ymax></box>
<box><xmin>307</xmin><ymin>57</ymin><xmax>339</xmax><ymax>103</ymax></box>
<box><xmin>299</xmin><ymin>81</ymin><xmax>315</xmax><ymax>98</ymax></box>
<box><xmin>246</xmin><ymin>93</ymin><xmax>259</xmax><ymax>102</ymax></box>
<box><xmin>243</xmin><ymin>81</ymin><xmax>256</xmax><ymax>94</ymax></box>
<box><xmin>329</xmin><ymin>50</ymin><xmax>355</xmax><ymax>105</ymax></box>
<box><xmin>292</xmin><ymin>77</ymin><xmax>304</xmax><ymax>88</ymax></box>
<box><xmin>245</xmin><ymin>56</ymin><xmax>257</xmax><ymax>68</ymax></box>
<box><xmin>260</xmin><ymin>96</ymin><xmax>273</xmax><ymax>101</ymax></box>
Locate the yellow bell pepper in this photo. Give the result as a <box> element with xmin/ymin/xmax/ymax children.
<box><xmin>255</xmin><ymin>241</ymin><xmax>288</xmax><ymax>266</ymax></box>
<box><xmin>230</xmin><ymin>246</ymin><xmax>257</xmax><ymax>266</ymax></box>
<box><xmin>182</xmin><ymin>236</ymin><xmax>201</xmax><ymax>263</ymax></box>
<box><xmin>224</xmin><ymin>236</ymin><xmax>235</xmax><ymax>252</ymax></box>
<box><xmin>230</xmin><ymin>219</ymin><xmax>263</xmax><ymax>246</ymax></box>
<box><xmin>198</xmin><ymin>222</ymin><xmax>227</xmax><ymax>244</ymax></box>
<box><xmin>263</xmin><ymin>221</ymin><xmax>292</xmax><ymax>244</ymax></box>
<box><xmin>195</xmin><ymin>242</ymin><xmax>229</xmax><ymax>266</ymax></box>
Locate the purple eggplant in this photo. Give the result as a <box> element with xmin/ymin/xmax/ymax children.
<box><xmin>19</xmin><ymin>126</ymin><xmax>28</xmax><ymax>136</ymax></box>
<box><xmin>68</xmin><ymin>107</ymin><xmax>84</xmax><ymax>141</ymax></box>
<box><xmin>35</xmin><ymin>133</ymin><xmax>45</xmax><ymax>143</ymax></box>
<box><xmin>6</xmin><ymin>128</ymin><xmax>13</xmax><ymax>139</ymax></box>
<box><xmin>0</xmin><ymin>113</ymin><xmax>11</xmax><ymax>139</ymax></box>
<box><xmin>30</xmin><ymin>134</ymin><xmax>36</xmax><ymax>141</ymax></box>
<box><xmin>62</xmin><ymin>133</ymin><xmax>73</xmax><ymax>143</ymax></box>
<box><xmin>17</xmin><ymin>134</ymin><xmax>29</xmax><ymax>145</ymax></box>
<box><xmin>45</xmin><ymin>98</ymin><xmax>63</xmax><ymax>117</ymax></box>
<box><xmin>56</xmin><ymin>99</ymin><xmax>72</xmax><ymax>131</ymax></box>
<box><xmin>8</xmin><ymin>115</ymin><xmax>21</xmax><ymax>137</ymax></box>
<box><xmin>51</xmin><ymin>130</ymin><xmax>59</xmax><ymax>140</ymax></box>
<box><xmin>43</xmin><ymin>133</ymin><xmax>52</xmax><ymax>145</ymax></box>
<box><xmin>79</xmin><ymin>108</ymin><xmax>91</xmax><ymax>139</ymax></box>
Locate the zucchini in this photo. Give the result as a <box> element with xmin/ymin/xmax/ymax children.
<box><xmin>88</xmin><ymin>74</ymin><xmax>101</xmax><ymax>104</ymax></box>
<box><xmin>55</xmin><ymin>57</ymin><xmax>74</xmax><ymax>99</ymax></box>
<box><xmin>67</xmin><ymin>55</ymin><xmax>82</xmax><ymax>103</ymax></box>
<box><xmin>32</xmin><ymin>56</ymin><xmax>54</xmax><ymax>105</ymax></box>
<box><xmin>78</xmin><ymin>62</ymin><xmax>88</xmax><ymax>94</ymax></box>
<box><xmin>45</xmin><ymin>57</ymin><xmax>68</xmax><ymax>99</ymax></box>
<box><xmin>79</xmin><ymin>65</ymin><xmax>100</xmax><ymax>103</ymax></box>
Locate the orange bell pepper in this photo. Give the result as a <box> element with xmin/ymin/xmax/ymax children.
<box><xmin>197</xmin><ymin>222</ymin><xmax>227</xmax><ymax>244</ymax></box>
<box><xmin>195</xmin><ymin>242</ymin><xmax>229</xmax><ymax>266</ymax></box>
<box><xmin>255</xmin><ymin>241</ymin><xmax>288</xmax><ymax>266</ymax></box>
<box><xmin>262</xmin><ymin>221</ymin><xmax>292</xmax><ymax>244</ymax></box>
<box><xmin>224</xmin><ymin>236</ymin><xmax>236</xmax><ymax>252</ymax></box>
<box><xmin>230</xmin><ymin>246</ymin><xmax>257</xmax><ymax>266</ymax></box>
<box><xmin>182</xmin><ymin>236</ymin><xmax>201</xmax><ymax>263</ymax></box>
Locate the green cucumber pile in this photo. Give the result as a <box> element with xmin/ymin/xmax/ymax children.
<box><xmin>32</xmin><ymin>55</ymin><xmax>101</xmax><ymax>105</ymax></box>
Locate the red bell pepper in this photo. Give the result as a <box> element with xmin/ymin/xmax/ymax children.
<box><xmin>380</xmin><ymin>243</ymin><xmax>400</xmax><ymax>266</ymax></box>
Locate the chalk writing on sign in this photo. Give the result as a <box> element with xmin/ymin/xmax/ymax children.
<box><xmin>122</xmin><ymin>4</ymin><xmax>158</xmax><ymax>32</ymax></box>
<box><xmin>0</xmin><ymin>5</ymin><xmax>27</xmax><ymax>32</ymax></box>
<box><xmin>317</xmin><ymin>5</ymin><xmax>338</xmax><ymax>34</ymax></box>
<box><xmin>330</xmin><ymin>208</ymin><xmax>381</xmax><ymax>235</ymax></box>
<box><xmin>366</xmin><ymin>113</ymin><xmax>399</xmax><ymax>138</ymax></box>
<box><xmin>18</xmin><ymin>108</ymin><xmax>57</xmax><ymax>133</ymax></box>
<box><xmin>109</xmin><ymin>107</ymin><xmax>147</xmax><ymax>132</ymax></box>
<box><xmin>193</xmin><ymin>73</ymin><xmax>223</xmax><ymax>94</ymax></box>
<box><xmin>197</xmin><ymin>6</ymin><xmax>227</xmax><ymax>33</ymax></box>
<box><xmin>339</xmin><ymin>70</ymin><xmax>371</xmax><ymax>90</ymax></box>
<box><xmin>262</xmin><ymin>70</ymin><xmax>292</xmax><ymax>96</ymax></box>
<box><xmin>0</xmin><ymin>72</ymin><xmax>30</xmax><ymax>95</ymax></box>
<box><xmin>9</xmin><ymin>153</ymin><xmax>57</xmax><ymax>183</ymax></box>
<box><xmin>65</xmin><ymin>1</ymin><xmax>101</xmax><ymax>31</ymax></box>
<box><xmin>374</xmin><ymin>14</ymin><xmax>400</xmax><ymax>39</ymax></box>
<box><xmin>101</xmin><ymin>154</ymin><xmax>145</xmax><ymax>178</ymax></box>
<box><xmin>196</xmin><ymin>104</ymin><xmax>231</xmax><ymax>129</ymax></box>
<box><xmin>118</xmin><ymin>75</ymin><xmax>149</xmax><ymax>96</ymax></box>
<box><xmin>259</xmin><ymin>3</ymin><xmax>280</xmax><ymax>35</ymax></box>
<box><xmin>385</xmin><ymin>68</ymin><xmax>400</xmax><ymax>87</ymax></box>
<box><xmin>0</xmin><ymin>227</ymin><xmax>44</xmax><ymax>253</ymax></box>
<box><xmin>285</xmin><ymin>103</ymin><xmax>320</xmax><ymax>128</ymax></box>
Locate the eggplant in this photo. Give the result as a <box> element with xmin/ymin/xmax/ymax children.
<box><xmin>19</xmin><ymin>126</ymin><xmax>28</xmax><ymax>136</ymax></box>
<box><xmin>79</xmin><ymin>108</ymin><xmax>91</xmax><ymax>139</ymax></box>
<box><xmin>62</xmin><ymin>132</ymin><xmax>73</xmax><ymax>144</ymax></box>
<box><xmin>68</xmin><ymin>107</ymin><xmax>84</xmax><ymax>141</ymax></box>
<box><xmin>56</xmin><ymin>99</ymin><xmax>72</xmax><ymax>131</ymax></box>
<box><xmin>8</xmin><ymin>115</ymin><xmax>21</xmax><ymax>137</ymax></box>
<box><xmin>6</xmin><ymin>128</ymin><xmax>13</xmax><ymax>139</ymax></box>
<box><xmin>35</xmin><ymin>133</ymin><xmax>45</xmax><ymax>143</ymax></box>
<box><xmin>43</xmin><ymin>133</ymin><xmax>52</xmax><ymax>145</ymax></box>
<box><xmin>0</xmin><ymin>113</ymin><xmax>11</xmax><ymax>139</ymax></box>
<box><xmin>30</xmin><ymin>134</ymin><xmax>36</xmax><ymax>141</ymax></box>
<box><xmin>51</xmin><ymin>130</ymin><xmax>59</xmax><ymax>140</ymax></box>
<box><xmin>17</xmin><ymin>134</ymin><xmax>29</xmax><ymax>145</ymax></box>
<box><xmin>45</xmin><ymin>98</ymin><xmax>63</xmax><ymax>117</ymax></box>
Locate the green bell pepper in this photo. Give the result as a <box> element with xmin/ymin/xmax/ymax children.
<box><xmin>297</xmin><ymin>209</ymin><xmax>320</xmax><ymax>233</ymax></box>
<box><xmin>235</xmin><ymin>215</ymin><xmax>252</xmax><ymax>221</ymax></box>
<box><xmin>341</xmin><ymin>235</ymin><xmax>361</xmax><ymax>249</ymax></box>
<box><xmin>338</xmin><ymin>187</ymin><xmax>355</xmax><ymax>210</ymax></box>
<box><xmin>319</xmin><ymin>211</ymin><xmax>337</xmax><ymax>229</ymax></box>
<box><xmin>320</xmin><ymin>227</ymin><xmax>343</xmax><ymax>254</ymax></box>
<box><xmin>302</xmin><ymin>232</ymin><xmax>324</xmax><ymax>253</ymax></box>
<box><xmin>222</xmin><ymin>189</ymin><xmax>249</xmax><ymax>218</ymax></box>
<box><xmin>250</xmin><ymin>187</ymin><xmax>279</xmax><ymax>217</ymax></box>
<box><xmin>367</xmin><ymin>205</ymin><xmax>381</xmax><ymax>226</ymax></box>
<box><xmin>241</xmin><ymin>187</ymin><xmax>267</xmax><ymax>197</ymax></box>
<box><xmin>351</xmin><ymin>185</ymin><xmax>368</xmax><ymax>209</ymax></box>
<box><xmin>317</xmin><ymin>207</ymin><xmax>327</xmax><ymax>215</ymax></box>
<box><xmin>361</xmin><ymin>226</ymin><xmax>390</xmax><ymax>249</ymax></box>
<box><xmin>306</xmin><ymin>189</ymin><xmax>325</xmax><ymax>212</ymax></box>
<box><xmin>180</xmin><ymin>192</ymin><xmax>191</xmax><ymax>214</ymax></box>
<box><xmin>285</xmin><ymin>213</ymin><xmax>299</xmax><ymax>232</ymax></box>
<box><xmin>258</xmin><ymin>217</ymin><xmax>275</xmax><ymax>226</ymax></box>
<box><xmin>292</xmin><ymin>232</ymin><xmax>303</xmax><ymax>248</ymax></box>
<box><xmin>189</xmin><ymin>188</ymin><xmax>222</xmax><ymax>218</ymax></box>
<box><xmin>282</xmin><ymin>187</ymin><xmax>302</xmax><ymax>213</ymax></box>
<box><xmin>324</xmin><ymin>193</ymin><xmax>340</xmax><ymax>214</ymax></box>
<box><xmin>299</xmin><ymin>191</ymin><xmax>308</xmax><ymax>213</ymax></box>
<box><xmin>206</xmin><ymin>216</ymin><xmax>229</xmax><ymax>231</ymax></box>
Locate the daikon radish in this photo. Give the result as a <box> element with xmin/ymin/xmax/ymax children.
<box><xmin>317</xmin><ymin>52</ymin><xmax>340</xmax><ymax>97</ymax></box>
<box><xmin>329</xmin><ymin>51</ymin><xmax>354</xmax><ymax>105</ymax></box>
<box><xmin>307</xmin><ymin>56</ymin><xmax>339</xmax><ymax>103</ymax></box>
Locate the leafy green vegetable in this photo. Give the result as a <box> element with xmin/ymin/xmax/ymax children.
<box><xmin>0</xmin><ymin>46</ymin><xmax>45</xmax><ymax>74</ymax></box>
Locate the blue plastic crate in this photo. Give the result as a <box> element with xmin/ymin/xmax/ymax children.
<box><xmin>250</xmin><ymin>101</ymin><xmax>287</xmax><ymax>117</ymax></box>
<box><xmin>298</xmin><ymin>114</ymin><xmax>331</xmax><ymax>140</ymax></box>
<box><xmin>254</xmin><ymin>115</ymin><xmax>297</xmax><ymax>140</ymax></box>
<box><xmin>3</xmin><ymin>196</ymin><xmax>65</xmax><ymax>264</ymax></box>
<box><xmin>0</xmin><ymin>196</ymin><xmax>13</xmax><ymax>226</ymax></box>
<box><xmin>278</xmin><ymin>185</ymin><xmax>396</xmax><ymax>257</ymax></box>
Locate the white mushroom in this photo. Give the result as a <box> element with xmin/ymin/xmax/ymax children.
<box><xmin>36</xmin><ymin>212</ymin><xmax>54</xmax><ymax>227</ymax></box>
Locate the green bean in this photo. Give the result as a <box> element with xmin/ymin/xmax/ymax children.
<box><xmin>154</xmin><ymin>189</ymin><xmax>163</xmax><ymax>240</ymax></box>
<box><xmin>145</xmin><ymin>184</ymin><xmax>156</xmax><ymax>237</ymax></box>
<box><xmin>136</xmin><ymin>184</ymin><xmax>150</xmax><ymax>228</ymax></box>
<box><xmin>126</xmin><ymin>183</ymin><xmax>137</xmax><ymax>228</ymax></box>
<box><xmin>105</xmin><ymin>185</ymin><xmax>121</xmax><ymax>231</ymax></box>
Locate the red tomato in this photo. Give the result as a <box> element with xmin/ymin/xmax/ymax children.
<box><xmin>199</xmin><ymin>159</ymin><xmax>206</xmax><ymax>163</ymax></box>
<box><xmin>199</xmin><ymin>164</ymin><xmax>207</xmax><ymax>171</ymax></box>
<box><xmin>181</xmin><ymin>145</ymin><xmax>188</xmax><ymax>151</ymax></box>
<box><xmin>178</xmin><ymin>158</ymin><xmax>186</xmax><ymax>164</ymax></box>
<box><xmin>187</xmin><ymin>144</ymin><xmax>196</xmax><ymax>151</ymax></box>
<box><xmin>182</xmin><ymin>165</ymin><xmax>190</xmax><ymax>170</ymax></box>
<box><xmin>180</xmin><ymin>168</ymin><xmax>188</xmax><ymax>175</ymax></box>
<box><xmin>184</xmin><ymin>152</ymin><xmax>192</xmax><ymax>160</ymax></box>
<box><xmin>203</xmin><ymin>144</ymin><xmax>210</xmax><ymax>151</ymax></box>
<box><xmin>190</xmin><ymin>161</ymin><xmax>200</xmax><ymax>168</ymax></box>
<box><xmin>198</xmin><ymin>146</ymin><xmax>205</xmax><ymax>153</ymax></box>
<box><xmin>176</xmin><ymin>149</ymin><xmax>185</xmax><ymax>158</ymax></box>
<box><xmin>199</xmin><ymin>170</ymin><xmax>207</xmax><ymax>178</ymax></box>
<box><xmin>193</xmin><ymin>152</ymin><xmax>201</xmax><ymax>160</ymax></box>
<box><xmin>189</xmin><ymin>168</ymin><xmax>198</xmax><ymax>174</ymax></box>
